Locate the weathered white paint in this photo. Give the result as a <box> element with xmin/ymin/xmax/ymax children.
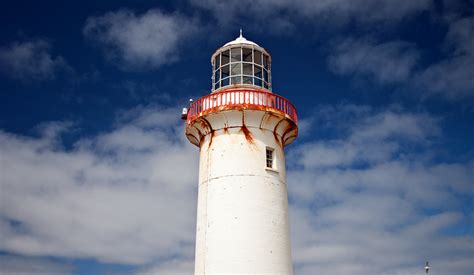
<box><xmin>187</xmin><ymin>108</ymin><xmax>297</xmax><ymax>275</ymax></box>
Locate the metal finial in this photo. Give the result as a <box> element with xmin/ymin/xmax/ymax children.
<box><xmin>239</xmin><ymin>28</ymin><xmax>243</xmax><ymax>38</ymax></box>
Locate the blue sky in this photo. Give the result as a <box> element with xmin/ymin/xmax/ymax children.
<box><xmin>0</xmin><ymin>0</ymin><xmax>473</xmax><ymax>274</ymax></box>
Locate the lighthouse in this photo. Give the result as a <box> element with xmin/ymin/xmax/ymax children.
<box><xmin>184</xmin><ymin>31</ymin><xmax>298</xmax><ymax>274</ymax></box>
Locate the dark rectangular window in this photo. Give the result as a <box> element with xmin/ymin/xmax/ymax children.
<box><xmin>266</xmin><ymin>147</ymin><xmax>274</xmax><ymax>168</ymax></box>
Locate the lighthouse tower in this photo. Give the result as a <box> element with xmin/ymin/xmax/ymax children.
<box><xmin>184</xmin><ymin>31</ymin><xmax>298</xmax><ymax>274</ymax></box>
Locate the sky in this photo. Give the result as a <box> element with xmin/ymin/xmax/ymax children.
<box><xmin>0</xmin><ymin>0</ymin><xmax>473</xmax><ymax>274</ymax></box>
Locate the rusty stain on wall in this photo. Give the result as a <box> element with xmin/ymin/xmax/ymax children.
<box><xmin>240</xmin><ymin>112</ymin><xmax>254</xmax><ymax>144</ymax></box>
<box><xmin>240</xmin><ymin>124</ymin><xmax>254</xmax><ymax>144</ymax></box>
<box><xmin>208</xmin><ymin>130</ymin><xmax>216</xmax><ymax>147</ymax></box>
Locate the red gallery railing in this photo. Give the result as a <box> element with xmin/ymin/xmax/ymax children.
<box><xmin>187</xmin><ymin>89</ymin><xmax>298</xmax><ymax>124</ymax></box>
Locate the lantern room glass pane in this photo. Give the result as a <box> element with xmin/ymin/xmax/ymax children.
<box><xmin>254</xmin><ymin>50</ymin><xmax>262</xmax><ymax>65</ymax></box>
<box><xmin>215</xmin><ymin>54</ymin><xmax>220</xmax><ymax>68</ymax></box>
<box><xmin>263</xmin><ymin>55</ymin><xmax>269</xmax><ymax>69</ymax></box>
<box><xmin>263</xmin><ymin>69</ymin><xmax>268</xmax><ymax>82</ymax></box>
<box><xmin>254</xmin><ymin>65</ymin><xmax>262</xmax><ymax>78</ymax></box>
<box><xmin>231</xmin><ymin>48</ymin><xmax>241</xmax><ymax>62</ymax></box>
<box><xmin>231</xmin><ymin>76</ymin><xmax>241</xmax><ymax>84</ymax></box>
<box><xmin>243</xmin><ymin>48</ymin><xmax>252</xmax><ymax>62</ymax></box>
<box><xmin>231</xmin><ymin>63</ymin><xmax>241</xmax><ymax>75</ymax></box>
<box><xmin>222</xmin><ymin>65</ymin><xmax>229</xmax><ymax>78</ymax></box>
<box><xmin>254</xmin><ymin>78</ymin><xmax>262</xmax><ymax>87</ymax></box>
<box><xmin>222</xmin><ymin>50</ymin><xmax>230</xmax><ymax>65</ymax></box>
<box><xmin>221</xmin><ymin>77</ymin><xmax>229</xmax><ymax>86</ymax></box>
<box><xmin>214</xmin><ymin>69</ymin><xmax>220</xmax><ymax>82</ymax></box>
<box><xmin>243</xmin><ymin>63</ymin><xmax>252</xmax><ymax>75</ymax></box>
<box><xmin>214</xmin><ymin>81</ymin><xmax>220</xmax><ymax>90</ymax></box>
<box><xmin>243</xmin><ymin>76</ymin><xmax>252</xmax><ymax>84</ymax></box>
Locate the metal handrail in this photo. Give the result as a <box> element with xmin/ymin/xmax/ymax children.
<box><xmin>187</xmin><ymin>89</ymin><xmax>298</xmax><ymax>124</ymax></box>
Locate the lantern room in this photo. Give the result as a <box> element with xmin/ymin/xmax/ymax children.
<box><xmin>211</xmin><ymin>30</ymin><xmax>272</xmax><ymax>92</ymax></box>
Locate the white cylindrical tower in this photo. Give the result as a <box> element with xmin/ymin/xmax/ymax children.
<box><xmin>185</xmin><ymin>31</ymin><xmax>298</xmax><ymax>275</ymax></box>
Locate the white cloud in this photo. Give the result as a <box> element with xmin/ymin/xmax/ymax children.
<box><xmin>0</xmin><ymin>254</ymin><xmax>73</xmax><ymax>275</ymax></box>
<box><xmin>414</xmin><ymin>17</ymin><xmax>474</xmax><ymax>98</ymax></box>
<box><xmin>327</xmin><ymin>16</ymin><xmax>474</xmax><ymax>99</ymax></box>
<box><xmin>83</xmin><ymin>9</ymin><xmax>197</xmax><ymax>70</ymax></box>
<box><xmin>191</xmin><ymin>0</ymin><xmax>431</xmax><ymax>31</ymax></box>
<box><xmin>328</xmin><ymin>38</ymin><xmax>420</xmax><ymax>84</ymax></box>
<box><xmin>0</xmin><ymin>106</ymin><xmax>198</xmax><ymax>265</ymax></box>
<box><xmin>290</xmin><ymin>106</ymin><xmax>439</xmax><ymax>170</ymax></box>
<box><xmin>136</xmin><ymin>258</ymin><xmax>194</xmax><ymax>275</ymax></box>
<box><xmin>287</xmin><ymin>105</ymin><xmax>474</xmax><ymax>274</ymax></box>
<box><xmin>293</xmin><ymin>0</ymin><xmax>431</xmax><ymax>23</ymax></box>
<box><xmin>0</xmin><ymin>39</ymin><xmax>68</xmax><ymax>80</ymax></box>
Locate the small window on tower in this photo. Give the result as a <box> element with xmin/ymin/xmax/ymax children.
<box><xmin>266</xmin><ymin>147</ymin><xmax>274</xmax><ymax>168</ymax></box>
